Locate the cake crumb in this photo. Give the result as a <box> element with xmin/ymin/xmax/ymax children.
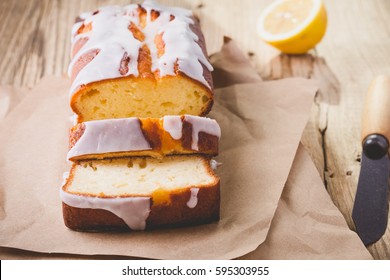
<box><xmin>89</xmin><ymin>162</ymin><xmax>97</xmax><ymax>171</ymax></box>
<box><xmin>139</xmin><ymin>158</ymin><xmax>147</xmax><ymax>168</ymax></box>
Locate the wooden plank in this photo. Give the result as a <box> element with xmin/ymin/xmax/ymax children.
<box><xmin>319</xmin><ymin>0</ymin><xmax>390</xmax><ymax>260</ymax></box>
<box><xmin>0</xmin><ymin>0</ymin><xmax>389</xmax><ymax>259</ymax></box>
<box><xmin>198</xmin><ymin>0</ymin><xmax>390</xmax><ymax>259</ymax></box>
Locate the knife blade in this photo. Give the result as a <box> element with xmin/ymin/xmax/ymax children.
<box><xmin>352</xmin><ymin>75</ymin><xmax>390</xmax><ymax>246</ymax></box>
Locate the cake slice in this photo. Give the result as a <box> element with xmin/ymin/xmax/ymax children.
<box><xmin>69</xmin><ymin>2</ymin><xmax>213</xmax><ymax>122</ymax></box>
<box><xmin>61</xmin><ymin>155</ymin><xmax>220</xmax><ymax>231</ymax></box>
<box><xmin>68</xmin><ymin>115</ymin><xmax>221</xmax><ymax>161</ymax></box>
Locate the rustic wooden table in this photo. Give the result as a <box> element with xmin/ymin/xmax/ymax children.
<box><xmin>1</xmin><ymin>0</ymin><xmax>389</xmax><ymax>259</ymax></box>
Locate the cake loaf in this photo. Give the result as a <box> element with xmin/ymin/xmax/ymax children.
<box><xmin>68</xmin><ymin>115</ymin><xmax>221</xmax><ymax>161</ymax></box>
<box><xmin>69</xmin><ymin>1</ymin><xmax>214</xmax><ymax>122</ymax></box>
<box><xmin>61</xmin><ymin>1</ymin><xmax>221</xmax><ymax>232</ymax></box>
<box><xmin>61</xmin><ymin>156</ymin><xmax>220</xmax><ymax>231</ymax></box>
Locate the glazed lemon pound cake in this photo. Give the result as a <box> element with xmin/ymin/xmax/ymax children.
<box><xmin>60</xmin><ymin>1</ymin><xmax>221</xmax><ymax>232</ymax></box>
<box><xmin>69</xmin><ymin>1</ymin><xmax>214</xmax><ymax>122</ymax></box>
<box><xmin>68</xmin><ymin>115</ymin><xmax>221</xmax><ymax>161</ymax></box>
<box><xmin>61</xmin><ymin>156</ymin><xmax>220</xmax><ymax>231</ymax></box>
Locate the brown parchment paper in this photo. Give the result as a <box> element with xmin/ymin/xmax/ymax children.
<box><xmin>0</xmin><ymin>85</ymin><xmax>28</xmax><ymax>121</ymax></box>
<box><xmin>0</xmin><ymin>39</ymin><xmax>370</xmax><ymax>260</ymax></box>
<box><xmin>0</xmin><ymin>75</ymin><xmax>316</xmax><ymax>260</ymax></box>
<box><xmin>212</xmin><ymin>39</ymin><xmax>371</xmax><ymax>259</ymax></box>
<box><xmin>240</xmin><ymin>145</ymin><xmax>372</xmax><ymax>259</ymax></box>
<box><xmin>209</xmin><ymin>37</ymin><xmax>263</xmax><ymax>88</ymax></box>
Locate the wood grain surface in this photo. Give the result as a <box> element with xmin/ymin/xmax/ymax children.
<box><xmin>1</xmin><ymin>0</ymin><xmax>389</xmax><ymax>259</ymax></box>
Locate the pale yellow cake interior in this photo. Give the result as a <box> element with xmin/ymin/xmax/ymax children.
<box><xmin>66</xmin><ymin>156</ymin><xmax>216</xmax><ymax>197</ymax></box>
<box><xmin>72</xmin><ymin>76</ymin><xmax>212</xmax><ymax>122</ymax></box>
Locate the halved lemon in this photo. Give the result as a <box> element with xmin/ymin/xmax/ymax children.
<box><xmin>257</xmin><ymin>0</ymin><xmax>327</xmax><ymax>54</ymax></box>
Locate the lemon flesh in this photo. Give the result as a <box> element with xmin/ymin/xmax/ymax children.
<box><xmin>258</xmin><ymin>0</ymin><xmax>327</xmax><ymax>54</ymax></box>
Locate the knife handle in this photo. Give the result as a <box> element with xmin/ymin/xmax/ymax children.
<box><xmin>362</xmin><ymin>75</ymin><xmax>390</xmax><ymax>144</ymax></box>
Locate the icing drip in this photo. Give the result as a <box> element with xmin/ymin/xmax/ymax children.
<box><xmin>184</xmin><ymin>115</ymin><xmax>221</xmax><ymax>150</ymax></box>
<box><xmin>141</xmin><ymin>1</ymin><xmax>213</xmax><ymax>86</ymax></box>
<box><xmin>186</xmin><ymin>188</ymin><xmax>199</xmax><ymax>208</ymax></box>
<box><xmin>69</xmin><ymin>114</ymin><xmax>78</xmax><ymax>125</ymax></box>
<box><xmin>162</xmin><ymin>116</ymin><xmax>183</xmax><ymax>140</ymax></box>
<box><xmin>67</xmin><ymin>118</ymin><xmax>151</xmax><ymax>160</ymax></box>
<box><xmin>60</xmin><ymin>190</ymin><xmax>151</xmax><ymax>230</ymax></box>
<box><xmin>61</xmin><ymin>172</ymin><xmax>70</xmax><ymax>187</ymax></box>
<box><xmin>210</xmin><ymin>159</ymin><xmax>222</xmax><ymax>170</ymax></box>
<box><xmin>69</xmin><ymin>0</ymin><xmax>213</xmax><ymax>98</ymax></box>
<box><xmin>163</xmin><ymin>115</ymin><xmax>221</xmax><ymax>149</ymax></box>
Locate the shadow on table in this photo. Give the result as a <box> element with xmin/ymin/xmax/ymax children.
<box><xmin>265</xmin><ymin>52</ymin><xmax>340</xmax><ymax>106</ymax></box>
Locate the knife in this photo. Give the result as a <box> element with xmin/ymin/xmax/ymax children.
<box><xmin>352</xmin><ymin>75</ymin><xmax>390</xmax><ymax>246</ymax></box>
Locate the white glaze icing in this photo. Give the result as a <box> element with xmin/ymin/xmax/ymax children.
<box><xmin>162</xmin><ymin>115</ymin><xmax>183</xmax><ymax>140</ymax></box>
<box><xmin>69</xmin><ymin>114</ymin><xmax>78</xmax><ymax>125</ymax></box>
<box><xmin>163</xmin><ymin>115</ymin><xmax>221</xmax><ymax>150</ymax></box>
<box><xmin>60</xmin><ymin>190</ymin><xmax>151</xmax><ymax>230</ymax></box>
<box><xmin>61</xmin><ymin>172</ymin><xmax>70</xmax><ymax>187</ymax></box>
<box><xmin>210</xmin><ymin>159</ymin><xmax>222</xmax><ymax>170</ymax></box>
<box><xmin>184</xmin><ymin>115</ymin><xmax>221</xmax><ymax>150</ymax></box>
<box><xmin>69</xmin><ymin>5</ymin><xmax>142</xmax><ymax>96</ymax></box>
<box><xmin>68</xmin><ymin>0</ymin><xmax>213</xmax><ymax>98</ymax></box>
<box><xmin>141</xmin><ymin>1</ymin><xmax>212</xmax><ymax>86</ymax></box>
<box><xmin>186</xmin><ymin>188</ymin><xmax>199</xmax><ymax>208</ymax></box>
<box><xmin>67</xmin><ymin>118</ymin><xmax>151</xmax><ymax>160</ymax></box>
